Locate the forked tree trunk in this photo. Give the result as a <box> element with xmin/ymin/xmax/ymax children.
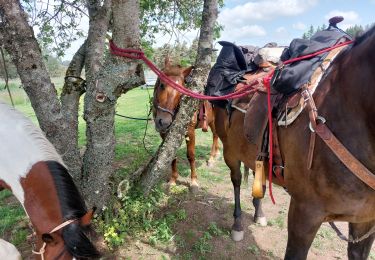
<box><xmin>139</xmin><ymin>0</ymin><xmax>218</xmax><ymax>194</ymax></box>
<box><xmin>0</xmin><ymin>0</ymin><xmax>82</xmax><ymax>178</ymax></box>
<box><xmin>82</xmin><ymin>0</ymin><xmax>144</xmax><ymax>208</ymax></box>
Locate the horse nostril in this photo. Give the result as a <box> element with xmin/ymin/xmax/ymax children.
<box><xmin>159</xmin><ymin>118</ymin><xmax>163</xmax><ymax>126</ymax></box>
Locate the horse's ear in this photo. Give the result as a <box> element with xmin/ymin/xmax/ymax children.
<box><xmin>164</xmin><ymin>56</ymin><xmax>171</xmax><ymax>67</ymax></box>
<box><xmin>183</xmin><ymin>66</ymin><xmax>194</xmax><ymax>78</ymax></box>
<box><xmin>80</xmin><ymin>207</ymin><xmax>96</xmax><ymax>226</ymax></box>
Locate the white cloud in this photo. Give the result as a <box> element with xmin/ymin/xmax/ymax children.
<box><xmin>219</xmin><ymin>25</ymin><xmax>266</xmax><ymax>44</ymax></box>
<box><xmin>276</xmin><ymin>27</ymin><xmax>287</xmax><ymax>33</ymax></box>
<box><xmin>324</xmin><ymin>10</ymin><xmax>360</xmax><ymax>30</ymax></box>
<box><xmin>219</xmin><ymin>0</ymin><xmax>318</xmax><ymax>27</ymax></box>
<box><xmin>292</xmin><ymin>22</ymin><xmax>307</xmax><ymax>30</ymax></box>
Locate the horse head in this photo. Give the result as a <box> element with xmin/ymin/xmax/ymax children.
<box><xmin>27</xmin><ymin>162</ymin><xmax>100</xmax><ymax>260</ymax></box>
<box><xmin>153</xmin><ymin>57</ymin><xmax>193</xmax><ymax>133</ymax></box>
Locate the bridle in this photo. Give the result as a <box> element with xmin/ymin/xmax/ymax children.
<box><xmin>156</xmin><ymin>105</ymin><xmax>176</xmax><ymax>117</ymax></box>
<box><xmin>154</xmin><ymin>79</ymin><xmax>182</xmax><ymax>118</ymax></box>
<box><xmin>32</xmin><ymin>219</ymin><xmax>77</xmax><ymax>260</ymax></box>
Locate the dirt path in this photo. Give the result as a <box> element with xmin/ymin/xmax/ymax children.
<box><xmin>116</xmin><ymin>156</ymin><xmax>375</xmax><ymax>260</ymax></box>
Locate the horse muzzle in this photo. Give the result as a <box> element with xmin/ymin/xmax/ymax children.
<box><xmin>154</xmin><ymin>115</ymin><xmax>172</xmax><ymax>133</ymax></box>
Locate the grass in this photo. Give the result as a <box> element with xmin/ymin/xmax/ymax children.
<box><xmin>0</xmin><ymin>76</ymin><xmax>227</xmax><ymax>255</ymax></box>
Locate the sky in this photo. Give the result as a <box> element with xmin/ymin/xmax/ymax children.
<box><xmin>217</xmin><ymin>0</ymin><xmax>374</xmax><ymax>48</ymax></box>
<box><xmin>64</xmin><ymin>0</ymin><xmax>375</xmax><ymax>60</ymax></box>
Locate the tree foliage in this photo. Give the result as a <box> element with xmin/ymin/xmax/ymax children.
<box><xmin>19</xmin><ymin>0</ymin><xmax>217</xmax><ymax>58</ymax></box>
<box><xmin>302</xmin><ymin>23</ymin><xmax>370</xmax><ymax>39</ymax></box>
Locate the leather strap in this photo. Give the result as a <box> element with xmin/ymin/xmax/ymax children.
<box><xmin>307</xmin><ymin>132</ymin><xmax>316</xmax><ymax>169</ymax></box>
<box><xmin>315</xmin><ymin>123</ymin><xmax>375</xmax><ymax>190</ymax></box>
<box><xmin>304</xmin><ymin>89</ymin><xmax>375</xmax><ymax>190</ymax></box>
<box><xmin>272</xmin><ymin>121</ymin><xmax>286</xmax><ymax>186</ymax></box>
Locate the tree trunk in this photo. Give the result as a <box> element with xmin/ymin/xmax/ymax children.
<box><xmin>0</xmin><ymin>0</ymin><xmax>81</xmax><ymax>178</ymax></box>
<box><xmin>139</xmin><ymin>0</ymin><xmax>218</xmax><ymax>194</ymax></box>
<box><xmin>82</xmin><ymin>0</ymin><xmax>144</xmax><ymax>209</ymax></box>
<box><xmin>60</xmin><ymin>41</ymin><xmax>87</xmax><ymax>182</ymax></box>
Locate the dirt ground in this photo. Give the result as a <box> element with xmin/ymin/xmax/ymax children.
<box><xmin>113</xmin><ymin>159</ymin><xmax>375</xmax><ymax>260</ymax></box>
<box><xmin>6</xmin><ymin>155</ymin><xmax>375</xmax><ymax>259</ymax></box>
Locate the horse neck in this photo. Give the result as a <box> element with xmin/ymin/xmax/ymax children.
<box><xmin>20</xmin><ymin>161</ymin><xmax>64</xmax><ymax>234</ymax></box>
<box><xmin>320</xmin><ymin>32</ymin><xmax>375</xmax><ymax>117</ymax></box>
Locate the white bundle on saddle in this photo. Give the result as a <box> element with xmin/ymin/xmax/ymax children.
<box><xmin>255</xmin><ymin>47</ymin><xmax>285</xmax><ymax>66</ymax></box>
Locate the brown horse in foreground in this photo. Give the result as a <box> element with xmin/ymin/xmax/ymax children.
<box><xmin>240</xmin><ymin>27</ymin><xmax>375</xmax><ymax>259</ymax></box>
<box><xmin>275</xmin><ymin>27</ymin><xmax>375</xmax><ymax>260</ymax></box>
<box><xmin>153</xmin><ymin>59</ymin><xmax>220</xmax><ymax>190</ymax></box>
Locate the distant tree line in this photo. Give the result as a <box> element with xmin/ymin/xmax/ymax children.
<box><xmin>0</xmin><ymin>49</ymin><xmax>66</xmax><ymax>79</ymax></box>
<box><xmin>302</xmin><ymin>23</ymin><xmax>374</xmax><ymax>39</ymax></box>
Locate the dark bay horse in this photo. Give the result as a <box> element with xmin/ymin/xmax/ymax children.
<box><xmin>153</xmin><ymin>58</ymin><xmax>220</xmax><ymax>190</ymax></box>
<box><xmin>241</xmin><ymin>27</ymin><xmax>375</xmax><ymax>259</ymax></box>
<box><xmin>212</xmin><ymin>70</ymin><xmax>272</xmax><ymax>241</ymax></box>
<box><xmin>0</xmin><ymin>102</ymin><xmax>99</xmax><ymax>259</ymax></box>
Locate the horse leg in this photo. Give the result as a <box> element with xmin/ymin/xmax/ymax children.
<box><xmin>224</xmin><ymin>156</ymin><xmax>243</xmax><ymax>241</ymax></box>
<box><xmin>186</xmin><ymin>128</ymin><xmax>198</xmax><ymax>192</ymax></box>
<box><xmin>207</xmin><ymin>121</ymin><xmax>220</xmax><ymax>167</ymax></box>
<box><xmin>252</xmin><ymin>197</ymin><xmax>267</xmax><ymax>226</ymax></box>
<box><xmin>169</xmin><ymin>158</ymin><xmax>179</xmax><ymax>186</ymax></box>
<box><xmin>284</xmin><ymin>198</ymin><xmax>323</xmax><ymax>260</ymax></box>
<box><xmin>347</xmin><ymin>221</ymin><xmax>375</xmax><ymax>260</ymax></box>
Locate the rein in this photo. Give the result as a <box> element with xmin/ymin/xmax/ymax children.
<box><xmin>32</xmin><ymin>219</ymin><xmax>77</xmax><ymax>260</ymax></box>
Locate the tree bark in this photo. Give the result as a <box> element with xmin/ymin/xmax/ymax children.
<box><xmin>82</xmin><ymin>0</ymin><xmax>144</xmax><ymax>209</ymax></box>
<box><xmin>139</xmin><ymin>0</ymin><xmax>218</xmax><ymax>194</ymax></box>
<box><xmin>60</xmin><ymin>41</ymin><xmax>87</xmax><ymax>182</ymax></box>
<box><xmin>0</xmin><ymin>0</ymin><xmax>81</xmax><ymax>178</ymax></box>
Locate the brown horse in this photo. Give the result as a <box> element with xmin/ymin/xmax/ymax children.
<box><xmin>212</xmin><ymin>70</ymin><xmax>271</xmax><ymax>241</ymax></box>
<box><xmin>242</xmin><ymin>27</ymin><xmax>375</xmax><ymax>259</ymax></box>
<box><xmin>153</xmin><ymin>58</ymin><xmax>220</xmax><ymax>190</ymax></box>
<box><xmin>0</xmin><ymin>101</ymin><xmax>99</xmax><ymax>259</ymax></box>
<box><xmin>276</xmin><ymin>26</ymin><xmax>375</xmax><ymax>260</ymax></box>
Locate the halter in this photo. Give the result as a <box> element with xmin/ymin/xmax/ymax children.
<box><xmin>156</xmin><ymin>105</ymin><xmax>175</xmax><ymax>117</ymax></box>
<box><xmin>32</xmin><ymin>219</ymin><xmax>77</xmax><ymax>260</ymax></box>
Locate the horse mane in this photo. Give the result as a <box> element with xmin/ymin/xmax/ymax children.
<box><xmin>353</xmin><ymin>24</ymin><xmax>375</xmax><ymax>47</ymax></box>
<box><xmin>46</xmin><ymin>161</ymin><xmax>100</xmax><ymax>258</ymax></box>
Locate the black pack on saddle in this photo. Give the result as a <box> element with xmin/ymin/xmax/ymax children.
<box><xmin>205</xmin><ymin>41</ymin><xmax>259</xmax><ymax>107</ymax></box>
<box><xmin>272</xmin><ymin>19</ymin><xmax>352</xmax><ymax>96</ymax></box>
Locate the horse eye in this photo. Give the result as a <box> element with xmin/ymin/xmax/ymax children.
<box><xmin>160</xmin><ymin>83</ymin><xmax>165</xmax><ymax>89</ymax></box>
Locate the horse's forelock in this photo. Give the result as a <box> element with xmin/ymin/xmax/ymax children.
<box><xmin>62</xmin><ymin>223</ymin><xmax>100</xmax><ymax>258</ymax></box>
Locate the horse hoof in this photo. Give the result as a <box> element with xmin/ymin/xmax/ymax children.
<box><xmin>231</xmin><ymin>230</ymin><xmax>244</xmax><ymax>241</ymax></box>
<box><xmin>190</xmin><ymin>183</ymin><xmax>199</xmax><ymax>193</ymax></box>
<box><xmin>255</xmin><ymin>216</ymin><xmax>267</xmax><ymax>227</ymax></box>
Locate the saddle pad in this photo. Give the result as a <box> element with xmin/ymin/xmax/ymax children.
<box><xmin>277</xmin><ymin>45</ymin><xmax>348</xmax><ymax>126</ymax></box>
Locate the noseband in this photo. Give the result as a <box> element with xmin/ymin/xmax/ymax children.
<box><xmin>32</xmin><ymin>219</ymin><xmax>77</xmax><ymax>260</ymax></box>
<box><xmin>157</xmin><ymin>105</ymin><xmax>175</xmax><ymax>117</ymax></box>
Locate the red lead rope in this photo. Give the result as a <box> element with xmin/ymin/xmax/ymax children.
<box><xmin>110</xmin><ymin>39</ymin><xmax>354</xmax><ymax>204</ymax></box>
<box><xmin>110</xmin><ymin>40</ymin><xmax>259</xmax><ymax>100</ymax></box>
